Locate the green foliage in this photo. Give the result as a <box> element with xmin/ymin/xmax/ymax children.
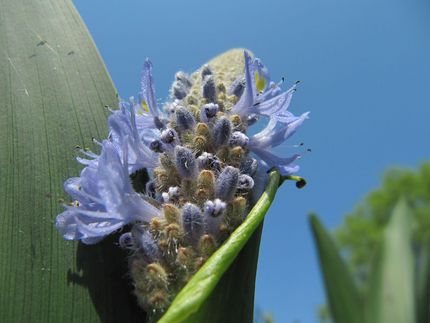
<box><xmin>0</xmin><ymin>1</ymin><xmax>146</xmax><ymax>322</ymax></box>
<box><xmin>367</xmin><ymin>199</ymin><xmax>415</xmax><ymax>323</ymax></box>
<box><xmin>312</xmin><ymin>199</ymin><xmax>422</xmax><ymax>323</ymax></box>
<box><xmin>310</xmin><ymin>215</ymin><xmax>364</xmax><ymax>323</ymax></box>
<box><xmin>336</xmin><ymin>163</ymin><xmax>430</xmax><ymax>287</ymax></box>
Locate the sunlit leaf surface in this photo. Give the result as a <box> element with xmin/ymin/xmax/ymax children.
<box><xmin>0</xmin><ymin>1</ymin><xmax>143</xmax><ymax>321</ymax></box>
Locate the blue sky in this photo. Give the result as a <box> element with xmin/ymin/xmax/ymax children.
<box><xmin>73</xmin><ymin>0</ymin><xmax>430</xmax><ymax>321</ymax></box>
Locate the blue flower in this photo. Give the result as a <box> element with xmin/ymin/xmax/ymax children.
<box><xmin>56</xmin><ymin>140</ymin><xmax>160</xmax><ymax>244</ymax></box>
<box><xmin>108</xmin><ymin>102</ymin><xmax>159</xmax><ymax>174</ymax></box>
<box><xmin>248</xmin><ymin>112</ymin><xmax>309</xmax><ymax>175</ymax></box>
<box><xmin>232</xmin><ymin>51</ymin><xmax>298</xmax><ymax>123</ymax></box>
<box><xmin>56</xmin><ymin>49</ymin><xmax>309</xmax><ymax>313</ymax></box>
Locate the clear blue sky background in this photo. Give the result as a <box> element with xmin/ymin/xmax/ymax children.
<box><xmin>73</xmin><ymin>0</ymin><xmax>430</xmax><ymax>321</ymax></box>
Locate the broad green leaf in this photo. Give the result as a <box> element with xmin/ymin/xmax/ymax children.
<box><xmin>367</xmin><ymin>199</ymin><xmax>415</xmax><ymax>323</ymax></box>
<box><xmin>309</xmin><ymin>215</ymin><xmax>364</xmax><ymax>323</ymax></box>
<box><xmin>0</xmin><ymin>1</ymin><xmax>143</xmax><ymax>322</ymax></box>
<box><xmin>416</xmin><ymin>239</ymin><xmax>430</xmax><ymax>323</ymax></box>
<box><xmin>159</xmin><ymin>170</ymin><xmax>281</xmax><ymax>323</ymax></box>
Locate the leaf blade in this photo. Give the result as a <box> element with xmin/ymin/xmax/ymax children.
<box><xmin>309</xmin><ymin>214</ymin><xmax>364</xmax><ymax>323</ymax></box>
<box><xmin>0</xmin><ymin>1</ymin><xmax>142</xmax><ymax>321</ymax></box>
<box><xmin>367</xmin><ymin>199</ymin><xmax>416</xmax><ymax>323</ymax></box>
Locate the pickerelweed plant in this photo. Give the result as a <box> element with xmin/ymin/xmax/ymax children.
<box><xmin>55</xmin><ymin>49</ymin><xmax>309</xmax><ymax>318</ymax></box>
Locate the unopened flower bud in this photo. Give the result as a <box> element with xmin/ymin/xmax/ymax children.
<box><xmin>238</xmin><ymin>174</ymin><xmax>255</xmax><ymax>190</ymax></box>
<box><xmin>175</xmin><ymin>106</ymin><xmax>196</xmax><ymax>130</ymax></box>
<box><xmin>182</xmin><ymin>203</ymin><xmax>203</xmax><ymax>244</ymax></box>
<box><xmin>201</xmin><ymin>64</ymin><xmax>212</xmax><ymax>79</ymax></box>
<box><xmin>228</xmin><ymin>76</ymin><xmax>245</xmax><ymax>98</ymax></box>
<box><xmin>213</xmin><ymin>117</ymin><xmax>232</xmax><ymax>147</ymax></box>
<box><xmin>198</xmin><ymin>234</ymin><xmax>217</xmax><ymax>257</ymax></box>
<box><xmin>202</xmin><ymin>75</ymin><xmax>216</xmax><ymax>103</ymax></box>
<box><xmin>196</xmin><ymin>123</ymin><xmax>210</xmax><ymax>138</ymax></box>
<box><xmin>230</xmin><ymin>131</ymin><xmax>249</xmax><ymax>147</ymax></box>
<box><xmin>176</xmin><ymin>71</ymin><xmax>193</xmax><ymax>88</ymax></box>
<box><xmin>203</xmin><ymin>198</ymin><xmax>226</xmax><ymax>217</ymax></box>
<box><xmin>150</xmin><ymin>139</ymin><xmax>164</xmax><ymax>153</ymax></box>
<box><xmin>215</xmin><ymin>166</ymin><xmax>239</xmax><ymax>201</ymax></box>
<box><xmin>163</xmin><ymin>203</ymin><xmax>181</xmax><ymax>224</ymax></box>
<box><xmin>197</xmin><ymin>152</ymin><xmax>221</xmax><ymax>172</ymax></box>
<box><xmin>174</xmin><ymin>146</ymin><xmax>197</xmax><ymax>179</ymax></box>
<box><xmin>146</xmin><ymin>262</ymin><xmax>168</xmax><ymax>285</ymax></box>
<box><xmin>119</xmin><ymin>232</ymin><xmax>134</xmax><ymax>248</ymax></box>
<box><xmin>133</xmin><ymin>229</ymin><xmax>160</xmax><ymax>262</ymax></box>
<box><xmin>240</xmin><ymin>158</ymin><xmax>258</xmax><ymax>176</ymax></box>
<box><xmin>199</xmin><ymin>103</ymin><xmax>218</xmax><ymax>122</ymax></box>
<box><xmin>160</xmin><ymin>128</ymin><xmax>178</xmax><ymax>144</ymax></box>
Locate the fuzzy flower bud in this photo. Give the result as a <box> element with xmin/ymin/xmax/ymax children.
<box><xmin>202</xmin><ymin>75</ymin><xmax>216</xmax><ymax>103</ymax></box>
<box><xmin>213</xmin><ymin>117</ymin><xmax>232</xmax><ymax>147</ymax></box>
<box><xmin>200</xmin><ymin>103</ymin><xmax>218</xmax><ymax>122</ymax></box>
<box><xmin>240</xmin><ymin>158</ymin><xmax>258</xmax><ymax>176</ymax></box>
<box><xmin>182</xmin><ymin>203</ymin><xmax>204</xmax><ymax>244</ymax></box>
<box><xmin>203</xmin><ymin>198</ymin><xmax>226</xmax><ymax>217</ymax></box>
<box><xmin>160</xmin><ymin>128</ymin><xmax>178</xmax><ymax>144</ymax></box>
<box><xmin>119</xmin><ymin>232</ymin><xmax>134</xmax><ymax>249</ymax></box>
<box><xmin>215</xmin><ymin>166</ymin><xmax>239</xmax><ymax>201</ymax></box>
<box><xmin>175</xmin><ymin>106</ymin><xmax>196</xmax><ymax>130</ymax></box>
<box><xmin>197</xmin><ymin>152</ymin><xmax>221</xmax><ymax>172</ymax></box>
<box><xmin>174</xmin><ymin>146</ymin><xmax>197</xmax><ymax>179</ymax></box>
<box><xmin>230</xmin><ymin>131</ymin><xmax>249</xmax><ymax>147</ymax></box>
<box><xmin>134</xmin><ymin>229</ymin><xmax>160</xmax><ymax>262</ymax></box>
<box><xmin>238</xmin><ymin>174</ymin><xmax>255</xmax><ymax>190</ymax></box>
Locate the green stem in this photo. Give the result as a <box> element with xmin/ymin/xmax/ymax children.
<box><xmin>158</xmin><ymin>169</ymin><xmax>281</xmax><ymax>323</ymax></box>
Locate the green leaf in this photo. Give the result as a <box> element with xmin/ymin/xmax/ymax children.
<box><xmin>309</xmin><ymin>215</ymin><xmax>365</xmax><ymax>323</ymax></box>
<box><xmin>416</xmin><ymin>239</ymin><xmax>430</xmax><ymax>323</ymax></box>
<box><xmin>159</xmin><ymin>170</ymin><xmax>281</xmax><ymax>323</ymax></box>
<box><xmin>0</xmin><ymin>1</ymin><xmax>143</xmax><ymax>322</ymax></box>
<box><xmin>367</xmin><ymin>199</ymin><xmax>416</xmax><ymax>323</ymax></box>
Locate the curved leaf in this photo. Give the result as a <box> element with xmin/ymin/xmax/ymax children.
<box><xmin>309</xmin><ymin>215</ymin><xmax>365</xmax><ymax>323</ymax></box>
<box><xmin>416</xmin><ymin>238</ymin><xmax>430</xmax><ymax>323</ymax></box>
<box><xmin>367</xmin><ymin>199</ymin><xmax>415</xmax><ymax>323</ymax></box>
<box><xmin>0</xmin><ymin>1</ymin><xmax>143</xmax><ymax>322</ymax></box>
<box><xmin>159</xmin><ymin>170</ymin><xmax>281</xmax><ymax>323</ymax></box>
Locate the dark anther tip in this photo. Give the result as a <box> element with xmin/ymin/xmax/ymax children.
<box><xmin>295</xmin><ymin>178</ymin><xmax>307</xmax><ymax>189</ymax></box>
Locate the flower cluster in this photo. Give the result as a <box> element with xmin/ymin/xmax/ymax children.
<box><xmin>56</xmin><ymin>50</ymin><xmax>308</xmax><ymax>316</ymax></box>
